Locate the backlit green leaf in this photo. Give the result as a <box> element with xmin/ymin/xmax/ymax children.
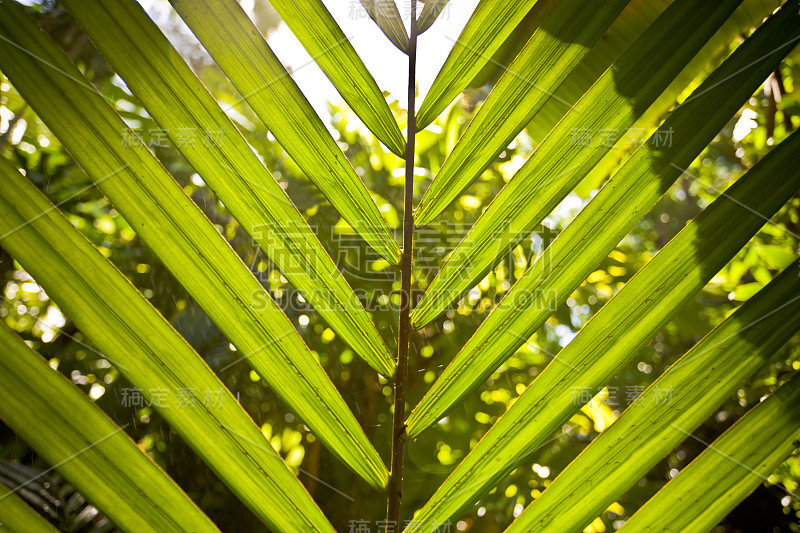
<box><xmin>415</xmin><ymin>0</ymin><xmax>544</xmax><ymax>129</ymax></box>
<box><xmin>506</xmin><ymin>262</ymin><xmax>800</xmax><ymax>532</ymax></box>
<box><xmin>269</xmin><ymin>0</ymin><xmax>405</xmax><ymax>156</ymax></box>
<box><xmin>411</xmin><ymin>0</ymin><xmax>752</xmax><ymax>326</ymax></box>
<box><xmin>413</xmin><ymin>0</ymin><xmax>631</xmax><ymax>225</ymax></box>
<box><xmin>406</xmin><ymin>121</ymin><xmax>800</xmax><ymax>533</ymax></box>
<box><xmin>0</xmin><ymin>323</ymin><xmax>220</xmax><ymax>533</ymax></box>
<box><xmin>359</xmin><ymin>0</ymin><xmax>409</xmax><ymax>52</ymax></box>
<box><xmin>0</xmin><ymin>2</ymin><xmax>387</xmax><ymax>492</ymax></box>
<box><xmin>61</xmin><ymin>0</ymin><xmax>395</xmax><ymax>378</ymax></box>
<box><xmin>407</xmin><ymin>0</ymin><xmax>800</xmax><ymax>433</ymax></box>
<box><xmin>620</xmin><ymin>371</ymin><xmax>800</xmax><ymax>533</ymax></box>
<box><xmin>173</xmin><ymin>0</ymin><xmax>401</xmax><ymax>265</ymax></box>
<box><xmin>0</xmin><ymin>156</ymin><xmax>334</xmax><ymax>532</ymax></box>
<box><xmin>417</xmin><ymin>0</ymin><xmax>451</xmax><ymax>34</ymax></box>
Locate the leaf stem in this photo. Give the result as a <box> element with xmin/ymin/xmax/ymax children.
<box><xmin>386</xmin><ymin>0</ymin><xmax>418</xmax><ymax>528</ymax></box>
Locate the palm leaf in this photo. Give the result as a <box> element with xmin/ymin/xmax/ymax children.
<box><xmin>468</xmin><ymin>0</ymin><xmax>669</xmax><ymax>105</ymax></box>
<box><xmin>358</xmin><ymin>0</ymin><xmax>409</xmax><ymax>53</ymax></box>
<box><xmin>0</xmin><ymin>481</ymin><xmax>59</xmax><ymax>533</ymax></box>
<box><xmin>415</xmin><ymin>0</ymin><xmax>546</xmax><ymax>129</ymax></box>
<box><xmin>417</xmin><ymin>0</ymin><xmax>451</xmax><ymax>34</ymax></box>
<box><xmin>563</xmin><ymin>0</ymin><xmax>783</xmax><ymax>197</ymax></box>
<box><xmin>0</xmin><ymin>2</ymin><xmax>387</xmax><ymax>491</ymax></box>
<box><xmin>0</xmin><ymin>156</ymin><xmax>334</xmax><ymax>532</ymax></box>
<box><xmin>524</xmin><ymin>0</ymin><xmax>781</xmax><ymax>143</ymax></box>
<box><xmin>61</xmin><ymin>0</ymin><xmax>395</xmax><ymax>378</ymax></box>
<box><xmin>269</xmin><ymin>0</ymin><xmax>406</xmax><ymax>156</ymax></box>
<box><xmin>0</xmin><ymin>323</ymin><xmax>220</xmax><ymax>533</ymax></box>
<box><xmin>620</xmin><ymin>371</ymin><xmax>800</xmax><ymax>533</ymax></box>
<box><xmin>1</xmin><ymin>0</ymin><xmax>797</xmax><ymax>530</ymax></box>
<box><xmin>411</xmin><ymin>0</ymin><xmax>758</xmax><ymax>326</ymax></box>
<box><xmin>506</xmin><ymin>261</ymin><xmax>800</xmax><ymax>532</ymax></box>
<box><xmin>413</xmin><ymin>0</ymin><xmax>632</xmax><ymax>226</ymax></box>
<box><xmin>406</xmin><ymin>0</ymin><xmax>800</xmax><ymax>432</ymax></box>
<box><xmin>172</xmin><ymin>0</ymin><xmax>401</xmax><ymax>265</ymax></box>
<box><xmin>406</xmin><ymin>122</ymin><xmax>800</xmax><ymax>532</ymax></box>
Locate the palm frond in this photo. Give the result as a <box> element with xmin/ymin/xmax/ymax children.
<box><xmin>0</xmin><ymin>155</ymin><xmax>335</xmax><ymax>531</ymax></box>
<box><xmin>62</xmin><ymin>0</ymin><xmax>396</xmax><ymax>378</ymax></box>
<box><xmin>407</xmin><ymin>121</ymin><xmax>800</xmax><ymax>531</ymax></box>
<box><xmin>0</xmin><ymin>0</ymin><xmax>386</xmax><ymax>493</ymax></box>
<box><xmin>0</xmin><ymin>323</ymin><xmax>220</xmax><ymax>532</ymax></box>
<box><xmin>172</xmin><ymin>0</ymin><xmax>401</xmax><ymax>265</ymax></box>
<box><xmin>407</xmin><ymin>1</ymin><xmax>800</xmax><ymax>433</ymax></box>
<box><xmin>506</xmin><ymin>261</ymin><xmax>800</xmax><ymax>531</ymax></box>
<box><xmin>620</xmin><ymin>370</ymin><xmax>800</xmax><ymax>532</ymax></box>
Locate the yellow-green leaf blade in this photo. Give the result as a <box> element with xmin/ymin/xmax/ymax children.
<box><xmin>418</xmin><ymin>0</ymin><xmax>451</xmax><ymax>34</ymax></box>
<box><xmin>506</xmin><ymin>262</ymin><xmax>800</xmax><ymax>532</ymax></box>
<box><xmin>620</xmin><ymin>371</ymin><xmax>800</xmax><ymax>533</ymax></box>
<box><xmin>358</xmin><ymin>0</ymin><xmax>409</xmax><ymax>52</ymax></box>
<box><xmin>413</xmin><ymin>0</ymin><xmax>631</xmax><ymax>226</ymax></box>
<box><xmin>523</xmin><ymin>0</ymin><xmax>781</xmax><ymax>144</ymax></box>
<box><xmin>0</xmin><ymin>2</ymin><xmax>387</xmax><ymax>491</ymax></box>
<box><xmin>173</xmin><ymin>0</ymin><xmax>401</xmax><ymax>265</ymax></box>
<box><xmin>416</xmin><ymin>0</ymin><xmax>544</xmax><ymax>129</ymax></box>
<box><xmin>407</xmin><ymin>120</ymin><xmax>800</xmax><ymax>533</ymax></box>
<box><xmin>0</xmin><ymin>157</ymin><xmax>334</xmax><ymax>533</ymax></box>
<box><xmin>0</xmin><ymin>323</ymin><xmax>220</xmax><ymax>533</ymax></box>
<box><xmin>406</xmin><ymin>2</ymin><xmax>800</xmax><ymax>436</ymax></box>
<box><xmin>411</xmin><ymin>0</ymin><xmax>749</xmax><ymax>326</ymax></box>
<box><xmin>62</xmin><ymin>0</ymin><xmax>395</xmax><ymax>378</ymax></box>
<box><xmin>0</xmin><ymin>481</ymin><xmax>59</xmax><ymax>533</ymax></box>
<box><xmin>269</xmin><ymin>0</ymin><xmax>405</xmax><ymax>156</ymax></box>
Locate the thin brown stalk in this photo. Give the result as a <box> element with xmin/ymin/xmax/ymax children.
<box><xmin>386</xmin><ymin>0</ymin><xmax>418</xmax><ymax>529</ymax></box>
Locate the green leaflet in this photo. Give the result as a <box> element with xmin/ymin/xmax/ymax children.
<box><xmin>0</xmin><ymin>3</ymin><xmax>387</xmax><ymax>491</ymax></box>
<box><xmin>268</xmin><ymin>0</ymin><xmax>405</xmax><ymax>156</ymax></box>
<box><xmin>358</xmin><ymin>0</ymin><xmax>409</xmax><ymax>53</ymax></box>
<box><xmin>406</xmin><ymin>118</ymin><xmax>800</xmax><ymax>533</ymax></box>
<box><xmin>620</xmin><ymin>371</ymin><xmax>800</xmax><ymax>533</ymax></box>
<box><xmin>413</xmin><ymin>0</ymin><xmax>631</xmax><ymax>226</ymax></box>
<box><xmin>410</xmin><ymin>0</ymin><xmax>747</xmax><ymax>327</ymax></box>
<box><xmin>417</xmin><ymin>0</ymin><xmax>451</xmax><ymax>34</ymax></box>
<box><xmin>0</xmin><ymin>157</ymin><xmax>334</xmax><ymax>532</ymax></box>
<box><xmin>406</xmin><ymin>0</ymin><xmax>800</xmax><ymax>435</ymax></box>
<box><xmin>0</xmin><ymin>481</ymin><xmax>59</xmax><ymax>533</ymax></box>
<box><xmin>524</xmin><ymin>0</ymin><xmax>781</xmax><ymax>143</ymax></box>
<box><xmin>172</xmin><ymin>0</ymin><xmax>401</xmax><ymax>265</ymax></box>
<box><xmin>557</xmin><ymin>0</ymin><xmax>782</xmax><ymax>198</ymax></box>
<box><xmin>467</xmin><ymin>0</ymin><xmax>666</xmax><ymax>111</ymax></box>
<box><xmin>506</xmin><ymin>262</ymin><xmax>800</xmax><ymax>532</ymax></box>
<box><xmin>0</xmin><ymin>323</ymin><xmax>219</xmax><ymax>533</ymax></box>
<box><xmin>415</xmin><ymin>0</ymin><xmax>544</xmax><ymax>129</ymax></box>
<box><xmin>61</xmin><ymin>0</ymin><xmax>395</xmax><ymax>379</ymax></box>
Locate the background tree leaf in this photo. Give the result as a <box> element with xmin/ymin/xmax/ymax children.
<box><xmin>0</xmin><ymin>479</ymin><xmax>60</xmax><ymax>533</ymax></box>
